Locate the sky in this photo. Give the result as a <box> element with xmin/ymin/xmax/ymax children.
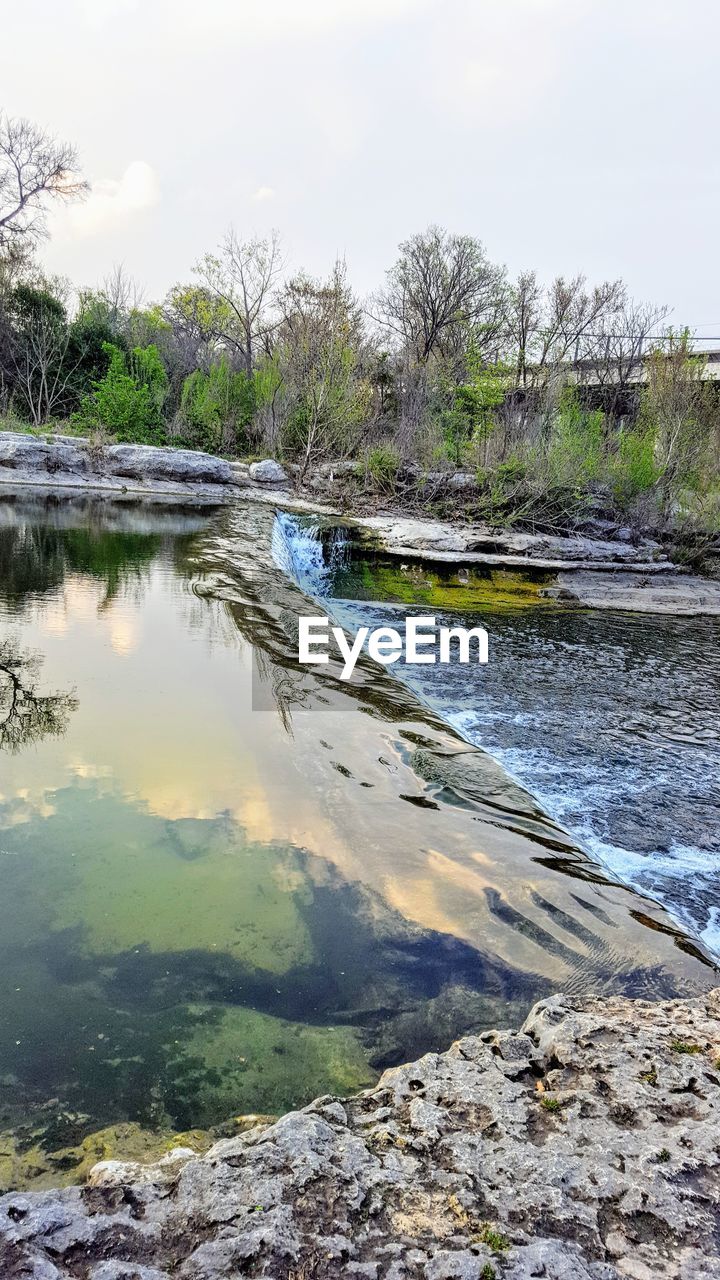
<box><xmin>1</xmin><ymin>0</ymin><xmax>719</xmax><ymax>334</ymax></box>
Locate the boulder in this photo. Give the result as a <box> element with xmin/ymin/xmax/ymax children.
<box><xmin>103</xmin><ymin>443</ymin><xmax>232</xmax><ymax>485</ymax></box>
<box><xmin>249</xmin><ymin>459</ymin><xmax>289</xmax><ymax>485</ymax></box>
<box><xmin>0</xmin><ymin>433</ymin><xmax>89</xmax><ymax>476</ymax></box>
<box><xmin>0</xmin><ymin>432</ymin><xmax>233</xmax><ymax>493</ymax></box>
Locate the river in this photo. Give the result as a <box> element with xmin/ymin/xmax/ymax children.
<box><xmin>0</xmin><ymin>491</ymin><xmax>714</xmax><ymax>1186</ymax></box>
<box><xmin>273</xmin><ymin>509</ymin><xmax>720</xmax><ymax>960</ymax></box>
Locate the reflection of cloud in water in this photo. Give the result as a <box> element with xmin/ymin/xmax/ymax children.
<box><xmin>382</xmin><ymin>873</ymin><xmax>461</xmax><ymax>940</ymax></box>
<box><xmin>68</xmin><ymin>759</ymin><xmax>114</xmax><ymax>781</ymax></box>
<box><xmin>38</xmin><ymin>582</ymin><xmax>142</xmax><ymax>656</ymax></box>
<box><xmin>107</xmin><ymin>609</ymin><xmax>141</xmax><ymax>657</ymax></box>
<box><xmin>39</xmin><ymin>599</ymin><xmax>69</xmax><ymax>637</ymax></box>
<box><xmin>0</xmin><ymin>786</ymin><xmax>58</xmax><ymax>826</ymax></box>
<box><xmin>3</xmin><ymin>500</ymin><xmax>715</xmax><ymax>1033</ymax></box>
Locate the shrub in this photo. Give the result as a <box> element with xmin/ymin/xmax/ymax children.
<box><xmin>546</xmin><ymin>387</ymin><xmax>604</xmax><ymax>492</ymax></box>
<box><xmin>365</xmin><ymin>444</ymin><xmax>400</xmax><ymax>492</ymax></box>
<box><xmin>439</xmin><ymin>404</ymin><xmax>472</xmax><ymax>467</ymax></box>
<box><xmin>179</xmin><ymin>357</ymin><xmax>255</xmax><ymax>452</ymax></box>
<box><xmin>74</xmin><ymin>342</ymin><xmax>168</xmax><ymax>443</ymax></box>
<box><xmin>610</xmin><ymin>425</ymin><xmax>660</xmax><ymax>510</ymax></box>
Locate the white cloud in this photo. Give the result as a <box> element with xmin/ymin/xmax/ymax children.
<box><xmin>80</xmin><ymin>0</ymin><xmax>140</xmax><ymax>27</ymax></box>
<box><xmin>172</xmin><ymin>0</ymin><xmax>428</xmax><ymax>37</ymax></box>
<box><xmin>252</xmin><ymin>186</ymin><xmax>276</xmax><ymax>203</ymax></box>
<box><xmin>68</xmin><ymin>161</ymin><xmax>160</xmax><ymax>237</ymax></box>
<box><xmin>72</xmin><ymin>0</ymin><xmax>429</xmax><ymax>41</ymax></box>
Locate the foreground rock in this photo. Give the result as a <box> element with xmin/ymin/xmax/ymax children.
<box><xmin>0</xmin><ymin>432</ymin><xmax>233</xmax><ymax>498</ymax></box>
<box><xmin>3</xmin><ymin>990</ymin><xmax>720</xmax><ymax>1279</ymax></box>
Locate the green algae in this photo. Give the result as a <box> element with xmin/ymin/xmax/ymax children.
<box><xmin>329</xmin><ymin>556</ymin><xmax>554</xmax><ymax>613</ymax></box>
<box><xmin>175</xmin><ymin>1003</ymin><xmax>374</xmax><ymax>1123</ymax></box>
<box><xmin>0</xmin><ymin>1121</ymin><xmax>213</xmax><ymax>1193</ymax></box>
<box><xmin>3</xmin><ymin>786</ymin><xmax>314</xmax><ymax>973</ymax></box>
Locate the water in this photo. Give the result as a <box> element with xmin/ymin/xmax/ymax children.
<box><xmin>273</xmin><ymin>512</ymin><xmax>720</xmax><ymax>960</ymax></box>
<box><xmin>0</xmin><ymin>492</ymin><xmax>713</xmax><ymax>1189</ymax></box>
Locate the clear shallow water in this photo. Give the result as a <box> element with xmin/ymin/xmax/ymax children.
<box><xmin>273</xmin><ymin>512</ymin><xmax>720</xmax><ymax>959</ymax></box>
<box><xmin>0</xmin><ymin>494</ymin><xmax>713</xmax><ymax>1188</ymax></box>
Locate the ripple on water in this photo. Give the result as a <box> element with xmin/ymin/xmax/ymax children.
<box><xmin>274</xmin><ymin>514</ymin><xmax>720</xmax><ymax>960</ymax></box>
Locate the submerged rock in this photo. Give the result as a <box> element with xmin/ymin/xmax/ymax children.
<box><xmin>2</xmin><ymin>988</ymin><xmax>720</xmax><ymax>1278</ymax></box>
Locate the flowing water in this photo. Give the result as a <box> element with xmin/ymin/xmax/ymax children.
<box><xmin>0</xmin><ymin>492</ymin><xmax>714</xmax><ymax>1188</ymax></box>
<box><xmin>273</xmin><ymin>511</ymin><xmax>720</xmax><ymax>959</ymax></box>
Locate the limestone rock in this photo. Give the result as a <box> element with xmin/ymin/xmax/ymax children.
<box><xmin>249</xmin><ymin>459</ymin><xmax>289</xmax><ymax>485</ymax></box>
<box><xmin>103</xmin><ymin>443</ymin><xmax>232</xmax><ymax>485</ymax></box>
<box><xmin>554</xmin><ymin>568</ymin><xmax>720</xmax><ymax>615</ymax></box>
<box><xmin>0</xmin><ymin>432</ymin><xmax>232</xmax><ymax>496</ymax></box>
<box><xmin>0</xmin><ymin>433</ymin><xmax>89</xmax><ymax>476</ymax></box>
<box><xmin>2</xmin><ymin>988</ymin><xmax>720</xmax><ymax>1277</ymax></box>
<box><xmin>349</xmin><ymin>513</ymin><xmax>674</xmax><ymax>574</ymax></box>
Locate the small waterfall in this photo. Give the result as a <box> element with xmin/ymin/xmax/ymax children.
<box><xmin>271</xmin><ymin>511</ymin><xmax>352</xmax><ymax>599</ymax></box>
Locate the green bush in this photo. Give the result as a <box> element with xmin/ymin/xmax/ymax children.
<box><xmin>610</xmin><ymin>426</ymin><xmax>660</xmax><ymax>510</ymax></box>
<box><xmin>366</xmin><ymin>444</ymin><xmax>400</xmax><ymax>492</ymax></box>
<box><xmin>74</xmin><ymin>343</ymin><xmax>168</xmax><ymax>443</ymax></box>
<box><xmin>546</xmin><ymin>388</ymin><xmax>604</xmax><ymax>492</ymax></box>
<box><xmin>494</xmin><ymin>456</ymin><xmax>527</xmax><ymax>485</ymax></box>
<box><xmin>179</xmin><ymin>357</ymin><xmax>255</xmax><ymax>452</ymax></box>
<box><xmin>439</xmin><ymin>405</ymin><xmax>472</xmax><ymax>466</ymax></box>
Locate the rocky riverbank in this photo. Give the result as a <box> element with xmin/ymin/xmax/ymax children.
<box><xmin>4</xmin><ymin>434</ymin><xmax>720</xmax><ymax>613</ymax></box>
<box><xmin>0</xmin><ymin>432</ymin><xmax>233</xmax><ymax>500</ymax></box>
<box><xmin>2</xmin><ymin>988</ymin><xmax>720</xmax><ymax>1279</ymax></box>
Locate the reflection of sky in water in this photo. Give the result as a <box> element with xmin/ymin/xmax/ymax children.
<box><xmin>273</xmin><ymin>513</ymin><xmax>720</xmax><ymax>960</ymax></box>
<box><xmin>0</xmin><ymin>501</ymin><xmax>713</xmax><ymax>1163</ymax></box>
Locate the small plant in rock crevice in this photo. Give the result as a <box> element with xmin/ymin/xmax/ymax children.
<box><xmin>671</xmin><ymin>1040</ymin><xmax>703</xmax><ymax>1054</ymax></box>
<box><xmin>474</xmin><ymin>1224</ymin><xmax>511</xmax><ymax>1254</ymax></box>
<box><xmin>540</xmin><ymin>1095</ymin><xmax>563</xmax><ymax>1113</ymax></box>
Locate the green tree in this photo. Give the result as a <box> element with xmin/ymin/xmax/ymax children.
<box><xmin>439</xmin><ymin>354</ymin><xmax>511</xmax><ymax>466</ymax></box>
<box><xmin>178</xmin><ymin>357</ymin><xmax>255</xmax><ymax>452</ymax></box>
<box><xmin>276</xmin><ymin>263</ymin><xmax>371</xmax><ymax>480</ymax></box>
<box><xmin>75</xmin><ymin>342</ymin><xmax>168</xmax><ymax>442</ymax></box>
<box><xmin>3</xmin><ymin>282</ymin><xmax>75</xmax><ymax>424</ymax></box>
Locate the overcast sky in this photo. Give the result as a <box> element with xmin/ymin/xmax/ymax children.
<box><xmin>2</xmin><ymin>0</ymin><xmax>718</xmax><ymax>333</ymax></box>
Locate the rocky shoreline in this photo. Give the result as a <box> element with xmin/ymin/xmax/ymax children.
<box><xmin>0</xmin><ymin>432</ymin><xmax>233</xmax><ymax>501</ymax></box>
<box><xmin>3</xmin><ymin>432</ymin><xmax>720</xmax><ymax>614</ymax></box>
<box><xmin>2</xmin><ymin>988</ymin><xmax>719</xmax><ymax>1279</ymax></box>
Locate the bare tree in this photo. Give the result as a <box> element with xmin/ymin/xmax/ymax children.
<box><xmin>533</xmin><ymin>275</ymin><xmax>625</xmax><ymax>374</ymax></box>
<box><xmin>580</xmin><ymin>296</ymin><xmax>670</xmax><ymax>419</ymax></box>
<box><xmin>0</xmin><ymin>112</ymin><xmax>88</xmax><ymax>248</ymax></box>
<box><xmin>100</xmin><ymin>263</ymin><xmax>145</xmax><ymax>329</ymax></box>
<box><xmin>5</xmin><ymin>283</ymin><xmax>79</xmax><ymax>425</ymax></box>
<box><xmin>373</xmin><ymin>225</ymin><xmax>506</xmax><ymax>365</ymax></box>
<box><xmin>642</xmin><ymin>331</ymin><xmax>709</xmax><ymax>519</ymax></box>
<box><xmin>277</xmin><ymin>261</ymin><xmax>371</xmax><ymax>481</ymax></box>
<box><xmin>194</xmin><ymin>229</ymin><xmax>284</xmax><ymax>376</ymax></box>
<box><xmin>504</xmin><ymin>271</ymin><xmax>543</xmax><ymax>389</ymax></box>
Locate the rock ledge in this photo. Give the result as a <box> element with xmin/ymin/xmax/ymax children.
<box><xmin>2</xmin><ymin>989</ymin><xmax>720</xmax><ymax>1278</ymax></box>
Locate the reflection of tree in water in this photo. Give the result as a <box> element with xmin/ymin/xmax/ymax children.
<box><xmin>0</xmin><ymin>525</ymin><xmax>66</xmax><ymax>604</ymax></box>
<box><xmin>0</xmin><ymin>641</ymin><xmax>78</xmax><ymax>752</ymax></box>
<box><xmin>61</xmin><ymin>529</ymin><xmax>162</xmax><ymax>607</ymax></box>
<box><xmin>0</xmin><ymin>524</ymin><xmax>162</xmax><ymax>610</ymax></box>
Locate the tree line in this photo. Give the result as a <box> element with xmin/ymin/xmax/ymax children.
<box><xmin>1</xmin><ymin>110</ymin><xmax>718</xmax><ymax>540</ymax></box>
